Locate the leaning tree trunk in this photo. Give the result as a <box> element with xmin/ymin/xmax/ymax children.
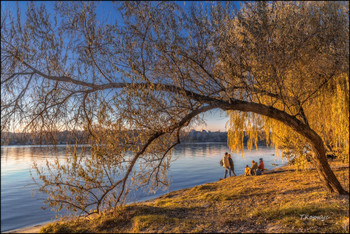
<box><xmin>308</xmin><ymin>132</ymin><xmax>349</xmax><ymax>195</ymax></box>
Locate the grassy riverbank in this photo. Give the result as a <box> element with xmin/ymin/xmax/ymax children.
<box><xmin>39</xmin><ymin>161</ymin><xmax>349</xmax><ymax>233</ymax></box>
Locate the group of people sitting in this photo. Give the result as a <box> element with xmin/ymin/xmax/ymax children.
<box><xmin>220</xmin><ymin>152</ymin><xmax>265</xmax><ymax>178</ymax></box>
<box><xmin>245</xmin><ymin>158</ymin><xmax>265</xmax><ymax>176</ymax></box>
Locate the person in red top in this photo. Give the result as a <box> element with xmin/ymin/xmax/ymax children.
<box><xmin>258</xmin><ymin>158</ymin><xmax>265</xmax><ymax>171</ymax></box>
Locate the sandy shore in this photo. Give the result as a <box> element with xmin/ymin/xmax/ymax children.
<box><xmin>3</xmin><ymin>222</ymin><xmax>52</xmax><ymax>233</ymax></box>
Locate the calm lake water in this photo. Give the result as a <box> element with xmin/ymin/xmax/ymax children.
<box><xmin>1</xmin><ymin>143</ymin><xmax>286</xmax><ymax>232</ymax></box>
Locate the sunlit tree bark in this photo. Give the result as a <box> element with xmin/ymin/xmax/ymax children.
<box><xmin>1</xmin><ymin>1</ymin><xmax>348</xmax><ymax>214</ymax></box>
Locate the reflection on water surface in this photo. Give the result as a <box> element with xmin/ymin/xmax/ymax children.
<box><xmin>1</xmin><ymin>143</ymin><xmax>285</xmax><ymax>232</ymax></box>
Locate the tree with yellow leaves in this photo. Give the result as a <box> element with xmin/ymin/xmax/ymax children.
<box><xmin>1</xmin><ymin>1</ymin><xmax>348</xmax><ymax>215</ymax></box>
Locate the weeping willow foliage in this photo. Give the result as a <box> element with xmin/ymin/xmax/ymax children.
<box><xmin>226</xmin><ymin>112</ymin><xmax>262</xmax><ymax>156</ymax></box>
<box><xmin>307</xmin><ymin>74</ymin><xmax>349</xmax><ymax>161</ymax></box>
<box><xmin>226</xmin><ymin>74</ymin><xmax>349</xmax><ymax>163</ymax></box>
<box><xmin>224</xmin><ymin>2</ymin><xmax>349</xmax><ymax>165</ymax></box>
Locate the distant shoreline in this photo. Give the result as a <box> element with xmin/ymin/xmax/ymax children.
<box><xmin>1</xmin><ymin>143</ymin><xmax>91</xmax><ymax>148</ymax></box>
<box><xmin>1</xmin><ymin>141</ymin><xmax>270</xmax><ymax>147</ymax></box>
<box><xmin>1</xmin><ymin>130</ymin><xmax>269</xmax><ymax>146</ymax></box>
<box><xmin>1</xmin><ymin>141</ymin><xmax>228</xmax><ymax>147</ymax></box>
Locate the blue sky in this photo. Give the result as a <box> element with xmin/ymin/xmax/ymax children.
<box><xmin>1</xmin><ymin>1</ymin><xmax>242</xmax><ymax>132</ymax></box>
<box><xmin>196</xmin><ymin>109</ymin><xmax>229</xmax><ymax>132</ymax></box>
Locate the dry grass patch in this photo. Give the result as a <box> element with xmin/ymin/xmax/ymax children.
<box><xmin>40</xmin><ymin>161</ymin><xmax>349</xmax><ymax>233</ymax></box>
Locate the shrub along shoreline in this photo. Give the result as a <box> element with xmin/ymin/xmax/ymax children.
<box><xmin>7</xmin><ymin>161</ymin><xmax>349</xmax><ymax>233</ymax></box>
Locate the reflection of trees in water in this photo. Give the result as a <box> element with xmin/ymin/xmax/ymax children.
<box><xmin>174</xmin><ymin>143</ymin><xmax>227</xmax><ymax>159</ymax></box>
<box><xmin>1</xmin><ymin>146</ymin><xmax>90</xmax><ymax>164</ymax></box>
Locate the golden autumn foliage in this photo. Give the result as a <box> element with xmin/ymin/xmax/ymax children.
<box><xmin>2</xmin><ymin>1</ymin><xmax>349</xmax><ymax>215</ymax></box>
<box><xmin>224</xmin><ymin>2</ymin><xmax>349</xmax><ymax>163</ymax></box>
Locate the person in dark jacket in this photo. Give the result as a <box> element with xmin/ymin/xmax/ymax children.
<box><xmin>256</xmin><ymin>168</ymin><xmax>262</xmax><ymax>175</ymax></box>
<box><xmin>228</xmin><ymin>154</ymin><xmax>236</xmax><ymax>176</ymax></box>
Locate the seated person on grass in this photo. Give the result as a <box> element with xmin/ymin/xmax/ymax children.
<box><xmin>256</xmin><ymin>168</ymin><xmax>262</xmax><ymax>175</ymax></box>
<box><xmin>251</xmin><ymin>160</ymin><xmax>258</xmax><ymax>175</ymax></box>
<box><xmin>244</xmin><ymin>165</ymin><xmax>251</xmax><ymax>176</ymax></box>
<box><xmin>258</xmin><ymin>158</ymin><xmax>265</xmax><ymax>173</ymax></box>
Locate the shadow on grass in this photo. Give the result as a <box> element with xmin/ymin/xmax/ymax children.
<box><xmin>125</xmin><ymin>203</ymin><xmax>205</xmax><ymax>219</ymax></box>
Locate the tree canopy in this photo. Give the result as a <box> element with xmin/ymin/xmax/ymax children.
<box><xmin>1</xmin><ymin>1</ymin><xmax>349</xmax><ymax>214</ymax></box>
